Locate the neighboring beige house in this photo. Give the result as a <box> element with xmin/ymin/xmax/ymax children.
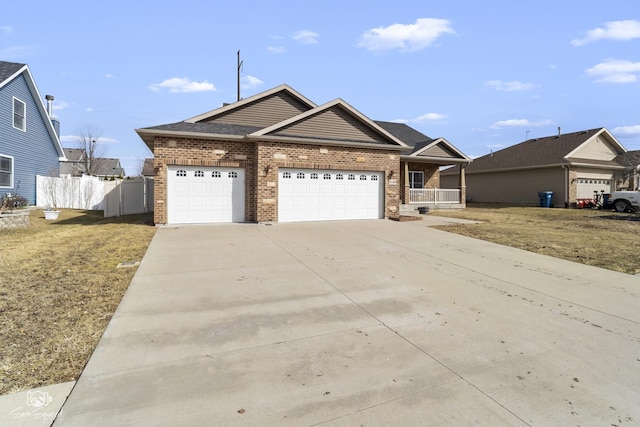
<box><xmin>135</xmin><ymin>84</ymin><xmax>470</xmax><ymax>225</ymax></box>
<box><xmin>441</xmin><ymin>127</ymin><xmax>628</xmax><ymax>207</ymax></box>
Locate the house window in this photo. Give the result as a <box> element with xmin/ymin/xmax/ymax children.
<box><xmin>13</xmin><ymin>98</ymin><xmax>26</xmax><ymax>131</ymax></box>
<box><xmin>0</xmin><ymin>155</ymin><xmax>13</xmax><ymax>187</ymax></box>
<box><xmin>409</xmin><ymin>171</ymin><xmax>424</xmax><ymax>189</ymax></box>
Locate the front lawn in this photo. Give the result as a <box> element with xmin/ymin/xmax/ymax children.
<box><xmin>0</xmin><ymin>209</ymin><xmax>156</xmax><ymax>395</ymax></box>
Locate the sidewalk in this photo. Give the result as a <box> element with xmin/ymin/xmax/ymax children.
<box><xmin>0</xmin><ymin>382</ymin><xmax>74</xmax><ymax>427</ymax></box>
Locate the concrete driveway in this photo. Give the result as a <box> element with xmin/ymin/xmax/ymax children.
<box><xmin>55</xmin><ymin>219</ymin><xmax>640</xmax><ymax>426</ymax></box>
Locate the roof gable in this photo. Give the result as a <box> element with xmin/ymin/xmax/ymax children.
<box><xmin>406</xmin><ymin>137</ymin><xmax>471</xmax><ymax>164</ymax></box>
<box><xmin>186</xmin><ymin>84</ymin><xmax>316</xmax><ymax>126</ymax></box>
<box><xmin>0</xmin><ymin>60</ymin><xmax>65</xmax><ymax>158</ymax></box>
<box><xmin>251</xmin><ymin>99</ymin><xmax>407</xmax><ymax>147</ymax></box>
<box><xmin>374</xmin><ymin>121</ymin><xmax>433</xmax><ymax>146</ymax></box>
<box><xmin>566</xmin><ymin>128</ymin><xmax>626</xmax><ymax>161</ymax></box>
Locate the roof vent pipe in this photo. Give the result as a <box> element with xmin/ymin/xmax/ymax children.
<box><xmin>557</xmin><ymin>126</ymin><xmax>561</xmax><ymax>137</ymax></box>
<box><xmin>45</xmin><ymin>94</ymin><xmax>54</xmax><ymax>117</ymax></box>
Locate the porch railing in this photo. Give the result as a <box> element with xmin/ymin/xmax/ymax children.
<box><xmin>409</xmin><ymin>188</ymin><xmax>461</xmax><ymax>204</ymax></box>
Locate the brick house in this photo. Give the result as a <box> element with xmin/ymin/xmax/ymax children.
<box><xmin>136</xmin><ymin>85</ymin><xmax>469</xmax><ymax>224</ymax></box>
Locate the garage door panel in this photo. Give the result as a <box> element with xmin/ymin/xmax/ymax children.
<box><xmin>167</xmin><ymin>166</ymin><xmax>245</xmax><ymax>224</ymax></box>
<box><xmin>278</xmin><ymin>168</ymin><xmax>383</xmax><ymax>222</ymax></box>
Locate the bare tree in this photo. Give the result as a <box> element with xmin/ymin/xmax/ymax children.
<box><xmin>76</xmin><ymin>125</ymin><xmax>105</xmax><ymax>176</ymax></box>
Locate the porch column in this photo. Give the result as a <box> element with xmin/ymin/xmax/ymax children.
<box><xmin>403</xmin><ymin>161</ymin><xmax>410</xmax><ymax>204</ymax></box>
<box><xmin>459</xmin><ymin>164</ymin><xmax>466</xmax><ymax>204</ymax></box>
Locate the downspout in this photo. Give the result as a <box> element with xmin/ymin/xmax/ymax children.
<box><xmin>562</xmin><ymin>165</ymin><xmax>569</xmax><ymax>208</ymax></box>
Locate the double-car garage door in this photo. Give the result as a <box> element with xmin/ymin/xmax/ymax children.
<box><xmin>167</xmin><ymin>166</ymin><xmax>384</xmax><ymax>224</ymax></box>
<box><xmin>278</xmin><ymin>168</ymin><xmax>384</xmax><ymax>222</ymax></box>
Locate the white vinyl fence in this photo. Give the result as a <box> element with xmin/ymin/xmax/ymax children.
<box><xmin>36</xmin><ymin>175</ymin><xmax>153</xmax><ymax>217</ymax></box>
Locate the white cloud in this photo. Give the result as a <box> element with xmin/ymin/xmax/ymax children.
<box><xmin>241</xmin><ymin>75</ymin><xmax>263</xmax><ymax>89</ymax></box>
<box><xmin>52</xmin><ymin>101</ymin><xmax>69</xmax><ymax>111</ymax></box>
<box><xmin>390</xmin><ymin>118</ymin><xmax>409</xmax><ymax>124</ymax></box>
<box><xmin>414</xmin><ymin>113</ymin><xmax>447</xmax><ymax>122</ymax></box>
<box><xmin>585</xmin><ymin>59</ymin><xmax>640</xmax><ymax>83</ymax></box>
<box><xmin>267</xmin><ymin>46</ymin><xmax>286</xmax><ymax>54</ymax></box>
<box><xmin>61</xmin><ymin>135</ymin><xmax>118</xmax><ymax>145</ymax></box>
<box><xmin>86</xmin><ymin>107</ymin><xmax>93</xmax><ymax>112</ymax></box>
<box><xmin>612</xmin><ymin>125</ymin><xmax>640</xmax><ymax>137</ymax></box>
<box><xmin>1</xmin><ymin>26</ymin><xmax>12</xmax><ymax>34</ymax></box>
<box><xmin>293</xmin><ymin>30</ymin><xmax>319</xmax><ymax>44</ymax></box>
<box><xmin>490</xmin><ymin>119</ymin><xmax>552</xmax><ymax>129</ymax></box>
<box><xmin>357</xmin><ymin>18</ymin><xmax>455</xmax><ymax>52</ymax></box>
<box><xmin>571</xmin><ymin>19</ymin><xmax>640</xmax><ymax>46</ymax></box>
<box><xmin>148</xmin><ymin>77</ymin><xmax>216</xmax><ymax>93</ymax></box>
<box><xmin>485</xmin><ymin>80</ymin><xmax>535</xmax><ymax>91</ymax></box>
<box><xmin>105</xmin><ymin>73</ymin><xmax>115</xmax><ymax>79</ymax></box>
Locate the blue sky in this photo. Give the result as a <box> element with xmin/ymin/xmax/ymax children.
<box><xmin>2</xmin><ymin>1</ymin><xmax>639</xmax><ymax>174</ymax></box>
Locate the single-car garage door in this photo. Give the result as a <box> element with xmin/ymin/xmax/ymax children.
<box><xmin>167</xmin><ymin>166</ymin><xmax>245</xmax><ymax>224</ymax></box>
<box><xmin>278</xmin><ymin>168</ymin><xmax>383</xmax><ymax>222</ymax></box>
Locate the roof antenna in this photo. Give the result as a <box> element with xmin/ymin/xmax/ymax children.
<box><xmin>237</xmin><ymin>50</ymin><xmax>243</xmax><ymax>102</ymax></box>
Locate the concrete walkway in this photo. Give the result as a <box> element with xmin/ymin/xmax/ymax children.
<box><xmin>53</xmin><ymin>219</ymin><xmax>639</xmax><ymax>426</ymax></box>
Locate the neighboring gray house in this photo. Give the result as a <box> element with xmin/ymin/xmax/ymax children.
<box><xmin>614</xmin><ymin>150</ymin><xmax>640</xmax><ymax>191</ymax></box>
<box><xmin>60</xmin><ymin>147</ymin><xmax>125</xmax><ymax>179</ymax></box>
<box><xmin>142</xmin><ymin>158</ymin><xmax>155</xmax><ymax>178</ymax></box>
<box><xmin>0</xmin><ymin>61</ymin><xmax>65</xmax><ymax>204</ymax></box>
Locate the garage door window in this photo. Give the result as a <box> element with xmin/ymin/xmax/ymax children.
<box><xmin>324</xmin><ymin>174</ymin><xmax>331</xmax><ymax>180</ymax></box>
<box><xmin>297</xmin><ymin>172</ymin><xmax>305</xmax><ymax>179</ymax></box>
<box><xmin>348</xmin><ymin>174</ymin><xmax>355</xmax><ymax>180</ymax></box>
<box><xmin>371</xmin><ymin>175</ymin><xmax>378</xmax><ymax>181</ymax></box>
<box><xmin>283</xmin><ymin>172</ymin><xmax>291</xmax><ymax>179</ymax></box>
<box><xmin>311</xmin><ymin>173</ymin><xmax>318</xmax><ymax>179</ymax></box>
<box><xmin>336</xmin><ymin>174</ymin><xmax>343</xmax><ymax>180</ymax></box>
<box><xmin>194</xmin><ymin>170</ymin><xmax>204</xmax><ymax>177</ymax></box>
<box><xmin>229</xmin><ymin>171</ymin><xmax>238</xmax><ymax>178</ymax></box>
<box><xmin>212</xmin><ymin>171</ymin><xmax>221</xmax><ymax>178</ymax></box>
<box><xmin>176</xmin><ymin>170</ymin><xmax>187</xmax><ymax>177</ymax></box>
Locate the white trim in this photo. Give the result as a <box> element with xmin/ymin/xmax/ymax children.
<box><xmin>565</xmin><ymin>128</ymin><xmax>627</xmax><ymax>159</ymax></box>
<box><xmin>184</xmin><ymin>84</ymin><xmax>318</xmax><ymax>123</ymax></box>
<box><xmin>408</xmin><ymin>137</ymin><xmax>472</xmax><ymax>162</ymax></box>
<box><xmin>12</xmin><ymin>97</ymin><xmax>26</xmax><ymax>131</ymax></box>
<box><xmin>250</xmin><ymin>98</ymin><xmax>408</xmax><ymax>148</ymax></box>
<box><xmin>0</xmin><ymin>154</ymin><xmax>14</xmax><ymax>188</ymax></box>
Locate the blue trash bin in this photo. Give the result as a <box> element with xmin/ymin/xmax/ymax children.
<box><xmin>538</xmin><ymin>191</ymin><xmax>553</xmax><ymax>208</ymax></box>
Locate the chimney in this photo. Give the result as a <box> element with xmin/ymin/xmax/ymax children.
<box><xmin>45</xmin><ymin>94</ymin><xmax>54</xmax><ymax>117</ymax></box>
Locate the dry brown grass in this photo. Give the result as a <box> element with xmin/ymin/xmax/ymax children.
<box><xmin>431</xmin><ymin>204</ymin><xmax>640</xmax><ymax>275</ymax></box>
<box><xmin>0</xmin><ymin>209</ymin><xmax>156</xmax><ymax>395</ymax></box>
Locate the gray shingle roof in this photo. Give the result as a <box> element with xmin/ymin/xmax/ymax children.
<box><xmin>374</xmin><ymin>120</ymin><xmax>433</xmax><ymax>147</ymax></box>
<box><xmin>615</xmin><ymin>150</ymin><xmax>640</xmax><ymax>168</ymax></box>
<box><xmin>443</xmin><ymin>128</ymin><xmax>608</xmax><ymax>175</ymax></box>
<box><xmin>62</xmin><ymin>148</ymin><xmax>85</xmax><ymax>162</ymax></box>
<box><xmin>143</xmin><ymin>121</ymin><xmax>263</xmax><ymax>136</ymax></box>
<box><xmin>0</xmin><ymin>60</ymin><xmax>25</xmax><ymax>83</ymax></box>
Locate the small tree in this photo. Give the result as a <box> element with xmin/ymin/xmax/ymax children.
<box><xmin>76</xmin><ymin>125</ymin><xmax>105</xmax><ymax>176</ymax></box>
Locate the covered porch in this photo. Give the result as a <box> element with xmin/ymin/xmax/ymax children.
<box><xmin>399</xmin><ymin>137</ymin><xmax>471</xmax><ymax>213</ymax></box>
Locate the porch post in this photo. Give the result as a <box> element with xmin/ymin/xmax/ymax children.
<box><xmin>459</xmin><ymin>165</ymin><xmax>466</xmax><ymax>204</ymax></box>
<box><xmin>403</xmin><ymin>161</ymin><xmax>410</xmax><ymax>204</ymax></box>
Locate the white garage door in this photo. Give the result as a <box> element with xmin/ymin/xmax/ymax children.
<box><xmin>576</xmin><ymin>177</ymin><xmax>612</xmax><ymax>199</ymax></box>
<box><xmin>167</xmin><ymin>166</ymin><xmax>245</xmax><ymax>224</ymax></box>
<box><xmin>278</xmin><ymin>168</ymin><xmax>384</xmax><ymax>222</ymax></box>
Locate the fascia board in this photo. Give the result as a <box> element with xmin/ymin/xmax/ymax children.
<box><xmin>251</xmin><ymin>99</ymin><xmax>408</xmax><ymax>147</ymax></box>
<box><xmin>565</xmin><ymin>128</ymin><xmax>627</xmax><ymax>160</ymax></box>
<box><xmin>184</xmin><ymin>84</ymin><xmax>317</xmax><ymax>123</ymax></box>
<box><xmin>248</xmin><ymin>134</ymin><xmax>407</xmax><ymax>151</ymax></box>
<box><xmin>410</xmin><ymin>137</ymin><xmax>472</xmax><ymax>161</ymax></box>
<box><xmin>20</xmin><ymin>65</ymin><xmax>66</xmax><ymax>158</ymax></box>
